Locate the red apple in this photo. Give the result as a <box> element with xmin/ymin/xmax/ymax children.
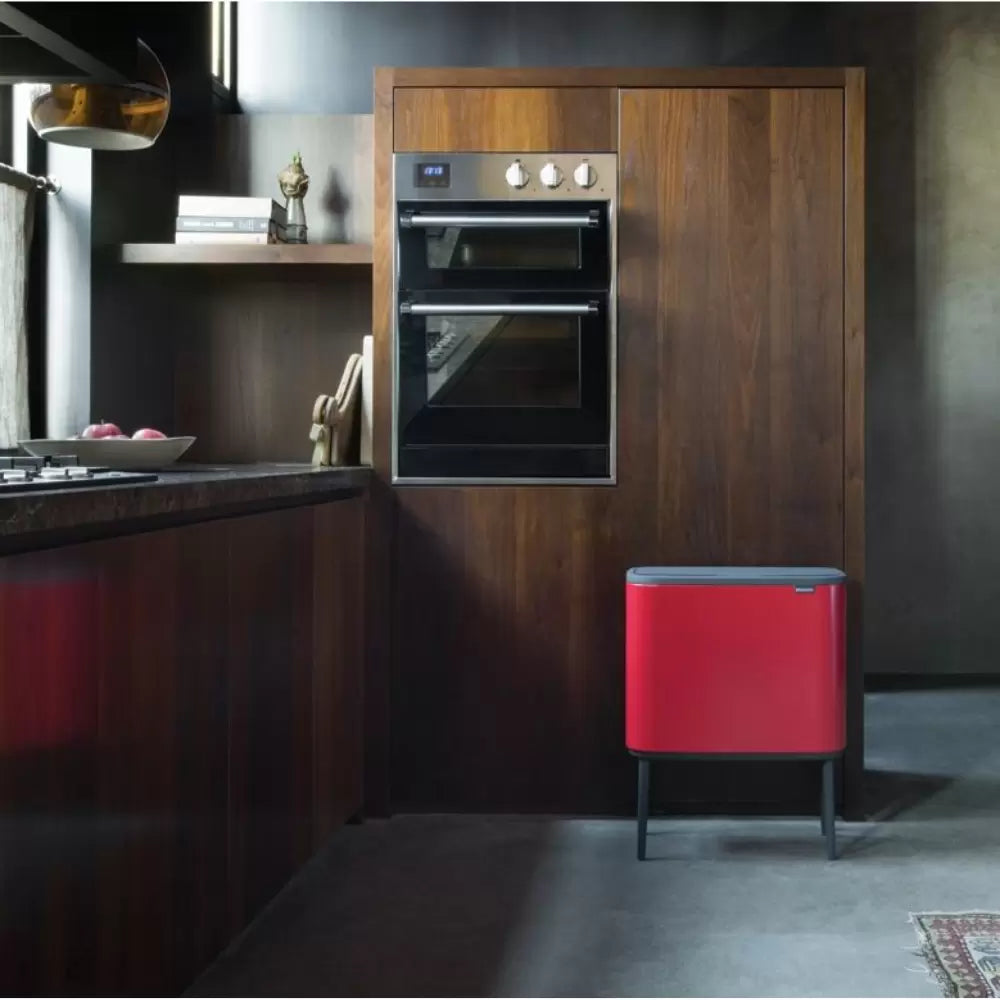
<box><xmin>81</xmin><ymin>420</ymin><xmax>122</xmax><ymax>439</ymax></box>
<box><xmin>132</xmin><ymin>428</ymin><xmax>167</xmax><ymax>440</ymax></box>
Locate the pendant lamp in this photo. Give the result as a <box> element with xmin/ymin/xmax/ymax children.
<box><xmin>28</xmin><ymin>38</ymin><xmax>170</xmax><ymax>151</ymax></box>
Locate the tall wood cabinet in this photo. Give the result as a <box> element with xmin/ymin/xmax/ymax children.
<box><xmin>372</xmin><ymin>69</ymin><xmax>864</xmax><ymax>818</ymax></box>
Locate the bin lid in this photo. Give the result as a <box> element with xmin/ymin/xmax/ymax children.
<box><xmin>626</xmin><ymin>566</ymin><xmax>846</xmax><ymax>586</ymax></box>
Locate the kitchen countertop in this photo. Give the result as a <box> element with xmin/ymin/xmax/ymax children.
<box><xmin>0</xmin><ymin>463</ymin><xmax>370</xmax><ymax>556</ymax></box>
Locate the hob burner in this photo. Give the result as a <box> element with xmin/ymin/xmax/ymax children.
<box><xmin>0</xmin><ymin>455</ymin><xmax>158</xmax><ymax>493</ymax></box>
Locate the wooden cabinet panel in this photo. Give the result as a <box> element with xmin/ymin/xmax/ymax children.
<box><xmin>311</xmin><ymin>501</ymin><xmax>365</xmax><ymax>846</ymax></box>
<box><xmin>618</xmin><ymin>87</ymin><xmax>844</xmax><ymax>567</ymax></box>
<box><xmin>0</xmin><ymin>553</ymin><xmax>102</xmax><ymax>994</ymax></box>
<box><xmin>393</xmin><ymin>487</ymin><xmax>630</xmax><ymax>813</ymax></box>
<box><xmin>227</xmin><ymin>508</ymin><xmax>315</xmax><ymax>932</ymax></box>
<box><xmin>171</xmin><ymin>270</ymin><xmax>372</xmax><ymax>464</ymax></box>
<box><xmin>0</xmin><ymin>525</ymin><xmax>231</xmax><ymax>995</ymax></box>
<box><xmin>0</xmin><ymin>498</ymin><xmax>365</xmax><ymax>994</ymax></box>
<box><xmin>95</xmin><ymin>524</ymin><xmax>230</xmax><ymax>993</ymax></box>
<box><xmin>393</xmin><ymin>87</ymin><xmax>617</xmax><ymax>152</ymax></box>
<box><xmin>227</xmin><ymin>500</ymin><xmax>366</xmax><ymax>930</ymax></box>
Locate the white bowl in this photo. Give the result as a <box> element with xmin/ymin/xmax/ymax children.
<box><xmin>19</xmin><ymin>436</ymin><xmax>196</xmax><ymax>470</ymax></box>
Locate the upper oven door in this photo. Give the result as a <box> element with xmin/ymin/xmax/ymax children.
<box><xmin>398</xmin><ymin>200</ymin><xmax>610</xmax><ymax>291</ymax></box>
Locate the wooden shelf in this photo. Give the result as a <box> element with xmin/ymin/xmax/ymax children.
<box><xmin>118</xmin><ymin>243</ymin><xmax>373</xmax><ymax>265</ymax></box>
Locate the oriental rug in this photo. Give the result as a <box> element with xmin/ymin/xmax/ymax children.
<box><xmin>911</xmin><ymin>912</ymin><xmax>1000</xmax><ymax>997</ymax></box>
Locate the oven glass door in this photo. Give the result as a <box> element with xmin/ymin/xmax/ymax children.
<box><xmin>397</xmin><ymin>200</ymin><xmax>609</xmax><ymax>291</ymax></box>
<box><xmin>396</xmin><ymin>293</ymin><xmax>610</xmax><ymax>479</ymax></box>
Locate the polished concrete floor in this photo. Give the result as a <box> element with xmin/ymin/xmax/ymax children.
<box><xmin>191</xmin><ymin>686</ymin><xmax>1000</xmax><ymax>997</ymax></box>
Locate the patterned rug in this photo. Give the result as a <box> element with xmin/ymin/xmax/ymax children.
<box><xmin>911</xmin><ymin>912</ymin><xmax>1000</xmax><ymax>997</ymax></box>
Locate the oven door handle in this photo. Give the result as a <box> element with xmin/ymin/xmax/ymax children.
<box><xmin>400</xmin><ymin>211</ymin><xmax>600</xmax><ymax>229</ymax></box>
<box><xmin>401</xmin><ymin>302</ymin><xmax>598</xmax><ymax>316</ymax></box>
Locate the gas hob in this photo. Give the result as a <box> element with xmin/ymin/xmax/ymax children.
<box><xmin>0</xmin><ymin>455</ymin><xmax>158</xmax><ymax>494</ymax></box>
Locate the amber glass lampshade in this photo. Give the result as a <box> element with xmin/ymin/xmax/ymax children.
<box><xmin>28</xmin><ymin>39</ymin><xmax>170</xmax><ymax>151</ymax></box>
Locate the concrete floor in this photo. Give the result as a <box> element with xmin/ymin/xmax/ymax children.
<box><xmin>191</xmin><ymin>687</ymin><xmax>1000</xmax><ymax>997</ymax></box>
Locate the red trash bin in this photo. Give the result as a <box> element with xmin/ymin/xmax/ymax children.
<box><xmin>625</xmin><ymin>566</ymin><xmax>846</xmax><ymax>860</ymax></box>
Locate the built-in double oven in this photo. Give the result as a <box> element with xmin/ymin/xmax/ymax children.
<box><xmin>393</xmin><ymin>152</ymin><xmax>617</xmax><ymax>483</ymax></box>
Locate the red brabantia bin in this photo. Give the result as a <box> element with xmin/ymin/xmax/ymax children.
<box><xmin>625</xmin><ymin>566</ymin><xmax>846</xmax><ymax>860</ymax></box>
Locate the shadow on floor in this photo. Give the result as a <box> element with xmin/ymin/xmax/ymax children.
<box><xmin>863</xmin><ymin>768</ymin><xmax>955</xmax><ymax>820</ymax></box>
<box><xmin>192</xmin><ymin>815</ymin><xmax>557</xmax><ymax>997</ymax></box>
<box><xmin>637</xmin><ymin>829</ymin><xmax>833</xmax><ymax>863</ymax></box>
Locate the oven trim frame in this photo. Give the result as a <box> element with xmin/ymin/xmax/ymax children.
<box><xmin>390</xmin><ymin>153</ymin><xmax>618</xmax><ymax>487</ymax></box>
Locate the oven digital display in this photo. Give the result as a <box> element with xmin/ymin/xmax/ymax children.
<box><xmin>414</xmin><ymin>162</ymin><xmax>451</xmax><ymax>188</ymax></box>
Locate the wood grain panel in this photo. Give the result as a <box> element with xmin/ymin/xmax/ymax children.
<box><xmin>393</xmin><ymin>488</ymin><xmax>627</xmax><ymax>812</ymax></box>
<box><xmin>844</xmin><ymin>70</ymin><xmax>866</xmax><ymax>593</ymax></box>
<box><xmin>228</xmin><ymin>499</ymin><xmax>366</xmax><ymax>929</ymax></box>
<box><xmin>311</xmin><ymin>499</ymin><xmax>365</xmax><ymax>844</ymax></box>
<box><xmin>724</xmin><ymin>89</ymin><xmax>773</xmax><ymax>560</ymax></box>
<box><xmin>393</xmin><ymin>87</ymin><xmax>617</xmax><ymax>152</ymax></box>
<box><xmin>171</xmin><ymin>268</ymin><xmax>372</xmax><ymax>463</ymax></box>
<box><xmin>619</xmin><ymin>87</ymin><xmax>843</xmax><ymax>569</ymax></box>
<box><xmin>227</xmin><ymin>507</ymin><xmax>315</xmax><ymax>931</ymax></box>
<box><xmin>843</xmin><ymin>68</ymin><xmax>866</xmax><ymax>817</ymax></box>
<box><xmin>119</xmin><ymin>243</ymin><xmax>372</xmax><ymax>264</ymax></box>
<box><xmin>0</xmin><ymin>498</ymin><xmax>366</xmax><ymax>993</ymax></box>
<box><xmin>0</xmin><ymin>554</ymin><xmax>101</xmax><ymax>994</ymax></box>
<box><xmin>95</xmin><ymin>523</ymin><xmax>229</xmax><ymax>993</ymax></box>
<box><xmin>373</xmin><ymin>70</ymin><xmax>394</xmax><ymax>482</ymax></box>
<box><xmin>767</xmin><ymin>88</ymin><xmax>844</xmax><ymax>564</ymax></box>
<box><xmin>365</xmin><ymin>67</ymin><xmax>395</xmax><ymax>817</ymax></box>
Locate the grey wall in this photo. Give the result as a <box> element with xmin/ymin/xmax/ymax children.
<box><xmin>844</xmin><ymin>6</ymin><xmax>1000</xmax><ymax>674</ymax></box>
<box><xmin>237</xmin><ymin>2</ymin><xmax>801</xmax><ymax>113</ymax></box>
<box><xmin>236</xmin><ymin>2</ymin><xmax>1000</xmax><ymax>675</ymax></box>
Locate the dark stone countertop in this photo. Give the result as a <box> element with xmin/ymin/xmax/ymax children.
<box><xmin>0</xmin><ymin>463</ymin><xmax>371</xmax><ymax>556</ymax></box>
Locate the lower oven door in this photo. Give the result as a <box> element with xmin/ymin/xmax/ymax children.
<box><xmin>395</xmin><ymin>293</ymin><xmax>612</xmax><ymax>482</ymax></box>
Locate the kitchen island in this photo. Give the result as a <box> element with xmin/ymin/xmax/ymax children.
<box><xmin>0</xmin><ymin>464</ymin><xmax>368</xmax><ymax>993</ymax></box>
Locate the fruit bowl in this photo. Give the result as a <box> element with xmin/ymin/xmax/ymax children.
<box><xmin>19</xmin><ymin>436</ymin><xmax>196</xmax><ymax>470</ymax></box>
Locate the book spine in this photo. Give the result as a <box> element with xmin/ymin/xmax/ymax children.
<box><xmin>174</xmin><ymin>232</ymin><xmax>282</xmax><ymax>245</ymax></box>
<box><xmin>176</xmin><ymin>216</ymin><xmax>282</xmax><ymax>233</ymax></box>
<box><xmin>177</xmin><ymin>196</ymin><xmax>285</xmax><ymax>224</ymax></box>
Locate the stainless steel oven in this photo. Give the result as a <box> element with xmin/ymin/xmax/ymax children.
<box><xmin>393</xmin><ymin>151</ymin><xmax>617</xmax><ymax>484</ymax></box>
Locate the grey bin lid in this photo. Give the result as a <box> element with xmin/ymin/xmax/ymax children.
<box><xmin>626</xmin><ymin>566</ymin><xmax>846</xmax><ymax>586</ymax></box>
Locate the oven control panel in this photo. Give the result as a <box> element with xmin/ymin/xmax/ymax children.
<box><xmin>507</xmin><ymin>158</ymin><xmax>595</xmax><ymax>191</ymax></box>
<box><xmin>395</xmin><ymin>152</ymin><xmax>616</xmax><ymax>201</ymax></box>
<box><xmin>413</xmin><ymin>161</ymin><xmax>451</xmax><ymax>188</ymax></box>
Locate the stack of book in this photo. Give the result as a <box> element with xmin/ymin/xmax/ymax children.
<box><xmin>175</xmin><ymin>195</ymin><xmax>287</xmax><ymax>245</ymax></box>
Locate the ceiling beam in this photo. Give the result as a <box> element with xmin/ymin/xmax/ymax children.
<box><xmin>0</xmin><ymin>2</ymin><xmax>130</xmax><ymax>84</ymax></box>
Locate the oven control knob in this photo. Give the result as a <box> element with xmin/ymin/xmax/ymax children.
<box><xmin>539</xmin><ymin>162</ymin><xmax>563</xmax><ymax>189</ymax></box>
<box><xmin>573</xmin><ymin>160</ymin><xmax>597</xmax><ymax>188</ymax></box>
<box><xmin>505</xmin><ymin>159</ymin><xmax>529</xmax><ymax>189</ymax></box>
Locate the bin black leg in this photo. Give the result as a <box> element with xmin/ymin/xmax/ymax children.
<box><xmin>637</xmin><ymin>758</ymin><xmax>650</xmax><ymax>861</ymax></box>
<box><xmin>822</xmin><ymin>758</ymin><xmax>836</xmax><ymax>860</ymax></box>
<box><xmin>820</xmin><ymin>769</ymin><xmax>829</xmax><ymax>838</ymax></box>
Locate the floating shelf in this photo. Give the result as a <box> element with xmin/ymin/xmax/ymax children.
<box><xmin>118</xmin><ymin>243</ymin><xmax>373</xmax><ymax>265</ymax></box>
